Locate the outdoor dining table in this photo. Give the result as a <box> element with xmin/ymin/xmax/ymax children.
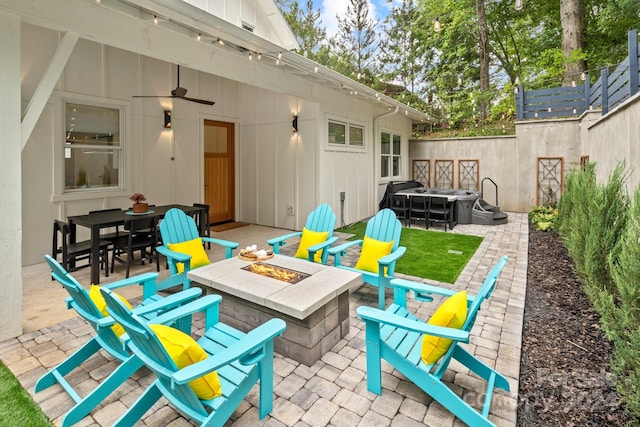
<box><xmin>67</xmin><ymin>204</ymin><xmax>205</xmax><ymax>284</ymax></box>
<box><xmin>394</xmin><ymin>187</ymin><xmax>459</xmax><ymax>229</ymax></box>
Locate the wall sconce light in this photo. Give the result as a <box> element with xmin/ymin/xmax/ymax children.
<box><xmin>164</xmin><ymin>110</ymin><xmax>172</xmax><ymax>129</ymax></box>
<box><xmin>292</xmin><ymin>115</ymin><xmax>298</xmax><ymax>133</ymax></box>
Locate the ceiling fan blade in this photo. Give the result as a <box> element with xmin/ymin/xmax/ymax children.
<box><xmin>133</xmin><ymin>95</ymin><xmax>173</xmax><ymax>98</ymax></box>
<box><xmin>179</xmin><ymin>96</ymin><xmax>216</xmax><ymax>106</ymax></box>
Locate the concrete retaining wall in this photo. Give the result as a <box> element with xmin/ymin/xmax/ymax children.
<box><xmin>410</xmin><ymin>93</ymin><xmax>640</xmax><ymax>213</ymax></box>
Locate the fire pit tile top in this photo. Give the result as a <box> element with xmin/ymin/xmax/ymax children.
<box><xmin>188</xmin><ymin>254</ymin><xmax>361</xmax><ymax>319</ymax></box>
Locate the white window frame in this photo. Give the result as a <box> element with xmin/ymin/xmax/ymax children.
<box><xmin>52</xmin><ymin>93</ymin><xmax>130</xmax><ymax>202</ymax></box>
<box><xmin>327</xmin><ymin>118</ymin><xmax>366</xmax><ymax>149</ymax></box>
<box><xmin>380</xmin><ymin>131</ymin><xmax>402</xmax><ymax>179</ymax></box>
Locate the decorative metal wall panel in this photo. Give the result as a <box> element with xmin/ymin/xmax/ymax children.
<box><xmin>412</xmin><ymin>160</ymin><xmax>430</xmax><ymax>187</ymax></box>
<box><xmin>537</xmin><ymin>157</ymin><xmax>563</xmax><ymax>207</ymax></box>
<box><xmin>580</xmin><ymin>155</ymin><xmax>590</xmax><ymax>170</ymax></box>
<box><xmin>458</xmin><ymin>160</ymin><xmax>479</xmax><ymax>190</ymax></box>
<box><xmin>435</xmin><ymin>160</ymin><xmax>454</xmax><ymax>189</ymax></box>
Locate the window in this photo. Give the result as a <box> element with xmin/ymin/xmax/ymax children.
<box><xmin>328</xmin><ymin>120</ymin><xmax>364</xmax><ymax>147</ymax></box>
<box><xmin>381</xmin><ymin>132</ymin><xmax>401</xmax><ymax>178</ymax></box>
<box><xmin>64</xmin><ymin>102</ymin><xmax>123</xmax><ymax>192</ymax></box>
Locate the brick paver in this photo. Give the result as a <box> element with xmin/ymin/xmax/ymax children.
<box><xmin>3</xmin><ymin>213</ymin><xmax>528</xmax><ymax>426</ymax></box>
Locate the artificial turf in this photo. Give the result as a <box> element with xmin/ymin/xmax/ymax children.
<box><xmin>336</xmin><ymin>222</ymin><xmax>483</xmax><ymax>283</ymax></box>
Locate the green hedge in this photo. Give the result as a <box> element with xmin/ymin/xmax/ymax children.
<box><xmin>556</xmin><ymin>162</ymin><xmax>640</xmax><ymax>416</ymax></box>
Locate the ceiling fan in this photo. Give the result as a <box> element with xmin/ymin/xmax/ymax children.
<box><xmin>133</xmin><ymin>65</ymin><xmax>215</xmax><ymax>106</ymax></box>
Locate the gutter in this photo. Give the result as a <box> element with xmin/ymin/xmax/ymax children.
<box><xmin>373</xmin><ymin>106</ymin><xmax>400</xmax><ymax>212</ymax></box>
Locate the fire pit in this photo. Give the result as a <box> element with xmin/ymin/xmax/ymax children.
<box><xmin>242</xmin><ymin>262</ymin><xmax>310</xmax><ymax>284</ymax></box>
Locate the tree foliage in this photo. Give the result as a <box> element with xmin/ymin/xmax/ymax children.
<box><xmin>277</xmin><ymin>0</ymin><xmax>640</xmax><ymax>132</ymax></box>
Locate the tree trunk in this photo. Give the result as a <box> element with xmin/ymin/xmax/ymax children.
<box><xmin>560</xmin><ymin>0</ymin><xmax>585</xmax><ymax>85</ymax></box>
<box><xmin>477</xmin><ymin>0</ymin><xmax>490</xmax><ymax>121</ymax></box>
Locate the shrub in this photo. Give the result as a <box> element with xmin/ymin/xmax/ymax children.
<box><xmin>602</xmin><ymin>184</ymin><xmax>640</xmax><ymax>415</ymax></box>
<box><xmin>582</xmin><ymin>163</ymin><xmax>629</xmax><ymax>297</ymax></box>
<box><xmin>556</xmin><ymin>161</ymin><xmax>640</xmax><ymax>416</ymax></box>
<box><xmin>557</xmin><ymin>163</ymin><xmax>597</xmax><ymax>282</ymax></box>
<box><xmin>528</xmin><ymin>205</ymin><xmax>558</xmax><ymax>231</ymax></box>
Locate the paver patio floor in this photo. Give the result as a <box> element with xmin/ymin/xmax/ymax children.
<box><xmin>1</xmin><ymin>213</ymin><xmax>527</xmax><ymax>426</ymax></box>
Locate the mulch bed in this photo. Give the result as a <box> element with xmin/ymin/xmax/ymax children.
<box><xmin>517</xmin><ymin>222</ymin><xmax>633</xmax><ymax>426</ymax></box>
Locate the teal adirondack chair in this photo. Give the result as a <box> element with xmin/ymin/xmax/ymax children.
<box><xmin>35</xmin><ymin>255</ymin><xmax>202</xmax><ymax>427</ymax></box>
<box><xmin>267</xmin><ymin>203</ymin><xmax>338</xmax><ymax>264</ymax></box>
<box><xmin>357</xmin><ymin>255</ymin><xmax>510</xmax><ymax>427</ymax></box>
<box><xmin>156</xmin><ymin>208</ymin><xmax>238</xmax><ymax>290</ymax></box>
<box><xmin>101</xmin><ymin>288</ymin><xmax>286</xmax><ymax>426</ymax></box>
<box><xmin>328</xmin><ymin>208</ymin><xmax>406</xmax><ymax>309</ymax></box>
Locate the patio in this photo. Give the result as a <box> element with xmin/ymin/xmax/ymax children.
<box><xmin>2</xmin><ymin>214</ymin><xmax>527</xmax><ymax>426</ymax></box>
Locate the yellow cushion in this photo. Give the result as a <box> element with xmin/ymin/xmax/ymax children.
<box><xmin>150</xmin><ymin>324</ymin><xmax>222</xmax><ymax>400</ymax></box>
<box><xmin>421</xmin><ymin>291</ymin><xmax>468</xmax><ymax>364</ymax></box>
<box><xmin>294</xmin><ymin>228</ymin><xmax>329</xmax><ymax>263</ymax></box>
<box><xmin>167</xmin><ymin>237</ymin><xmax>210</xmax><ymax>273</ymax></box>
<box><xmin>88</xmin><ymin>285</ymin><xmax>133</xmax><ymax>338</ymax></box>
<box><xmin>354</xmin><ymin>236</ymin><xmax>394</xmax><ymax>274</ymax></box>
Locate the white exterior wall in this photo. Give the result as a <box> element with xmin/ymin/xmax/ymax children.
<box><xmin>19</xmin><ymin>22</ymin><xmax>414</xmax><ymax>266</ymax></box>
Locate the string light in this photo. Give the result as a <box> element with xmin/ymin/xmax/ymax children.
<box><xmin>154</xmin><ymin>15</ymin><xmax>158</xmax><ymax>25</ymax></box>
<box><xmin>257</xmin><ymin>53</ymin><xmax>262</xmax><ymax>60</ymax></box>
<box><xmin>434</xmin><ymin>17</ymin><xmax>441</xmax><ymax>32</ymax></box>
<box><xmin>218</xmin><ymin>38</ymin><xmax>225</xmax><ymax>45</ymax></box>
<box><xmin>314</xmin><ymin>65</ymin><xmax>318</xmax><ymax>73</ymax></box>
<box><xmin>197</xmin><ymin>33</ymin><xmax>201</xmax><ymax>42</ymax></box>
<box><xmin>248</xmin><ymin>52</ymin><xmax>253</xmax><ymax>61</ymax></box>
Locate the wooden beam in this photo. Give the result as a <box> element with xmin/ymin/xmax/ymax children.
<box><xmin>21</xmin><ymin>31</ymin><xmax>79</xmax><ymax>150</ymax></box>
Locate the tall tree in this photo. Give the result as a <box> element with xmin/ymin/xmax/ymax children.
<box><xmin>476</xmin><ymin>0</ymin><xmax>490</xmax><ymax>120</ymax></box>
<box><xmin>331</xmin><ymin>0</ymin><xmax>379</xmax><ymax>83</ymax></box>
<box><xmin>560</xmin><ymin>0</ymin><xmax>586</xmax><ymax>84</ymax></box>
<box><xmin>276</xmin><ymin>0</ymin><xmax>327</xmax><ymax>61</ymax></box>
<box><xmin>378</xmin><ymin>0</ymin><xmax>432</xmax><ymax>108</ymax></box>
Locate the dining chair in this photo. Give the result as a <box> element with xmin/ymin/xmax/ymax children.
<box><xmin>52</xmin><ymin>219</ymin><xmax>110</xmax><ymax>278</ymax></box>
<box><xmin>88</xmin><ymin>208</ymin><xmax>127</xmax><ymax>244</ymax></box>
<box><xmin>192</xmin><ymin>203</ymin><xmax>211</xmax><ymax>249</ymax></box>
<box><xmin>111</xmin><ymin>216</ymin><xmax>160</xmax><ymax>278</ymax></box>
<box><xmin>409</xmin><ymin>195</ymin><xmax>429</xmax><ymax>229</ymax></box>
<box><xmin>427</xmin><ymin>196</ymin><xmax>452</xmax><ymax>231</ymax></box>
<box><xmin>390</xmin><ymin>194</ymin><xmax>410</xmax><ymax>227</ymax></box>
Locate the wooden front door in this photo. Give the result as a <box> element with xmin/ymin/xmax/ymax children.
<box><xmin>204</xmin><ymin>120</ymin><xmax>235</xmax><ymax>224</ymax></box>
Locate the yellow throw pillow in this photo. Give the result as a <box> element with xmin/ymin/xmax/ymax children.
<box><xmin>88</xmin><ymin>284</ymin><xmax>133</xmax><ymax>337</ymax></box>
<box><xmin>294</xmin><ymin>228</ymin><xmax>329</xmax><ymax>263</ymax></box>
<box><xmin>167</xmin><ymin>237</ymin><xmax>210</xmax><ymax>273</ymax></box>
<box><xmin>354</xmin><ymin>236</ymin><xmax>394</xmax><ymax>274</ymax></box>
<box><xmin>150</xmin><ymin>324</ymin><xmax>222</xmax><ymax>400</ymax></box>
<box><xmin>421</xmin><ymin>290</ymin><xmax>468</xmax><ymax>365</ymax></box>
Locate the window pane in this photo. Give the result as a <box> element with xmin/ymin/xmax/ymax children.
<box><xmin>328</xmin><ymin>121</ymin><xmax>346</xmax><ymax>144</ymax></box>
<box><xmin>349</xmin><ymin>125</ymin><xmax>363</xmax><ymax>146</ymax></box>
<box><xmin>392</xmin><ymin>156</ymin><xmax>400</xmax><ymax>176</ymax></box>
<box><xmin>393</xmin><ymin>134</ymin><xmax>401</xmax><ymax>154</ymax></box>
<box><xmin>65</xmin><ymin>102</ymin><xmax>122</xmax><ymax>191</ymax></box>
<box><xmin>381</xmin><ymin>132</ymin><xmax>390</xmax><ymax>154</ymax></box>
<box><xmin>65</xmin><ymin>147</ymin><xmax>120</xmax><ymax>190</ymax></box>
<box><xmin>381</xmin><ymin>156</ymin><xmax>389</xmax><ymax>178</ymax></box>
<box><xmin>66</xmin><ymin>103</ymin><xmax>120</xmax><ymax>147</ymax></box>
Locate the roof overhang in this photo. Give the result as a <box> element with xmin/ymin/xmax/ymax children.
<box><xmin>1</xmin><ymin>0</ymin><xmax>433</xmax><ymax>124</ymax></box>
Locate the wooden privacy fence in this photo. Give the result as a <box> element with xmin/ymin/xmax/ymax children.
<box><xmin>516</xmin><ymin>30</ymin><xmax>639</xmax><ymax>120</ymax></box>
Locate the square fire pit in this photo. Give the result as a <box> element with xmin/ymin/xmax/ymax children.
<box><xmin>188</xmin><ymin>254</ymin><xmax>361</xmax><ymax>365</ymax></box>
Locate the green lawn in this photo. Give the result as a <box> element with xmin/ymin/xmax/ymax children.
<box><xmin>336</xmin><ymin>222</ymin><xmax>483</xmax><ymax>283</ymax></box>
<box><xmin>0</xmin><ymin>362</ymin><xmax>52</xmax><ymax>427</ymax></box>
